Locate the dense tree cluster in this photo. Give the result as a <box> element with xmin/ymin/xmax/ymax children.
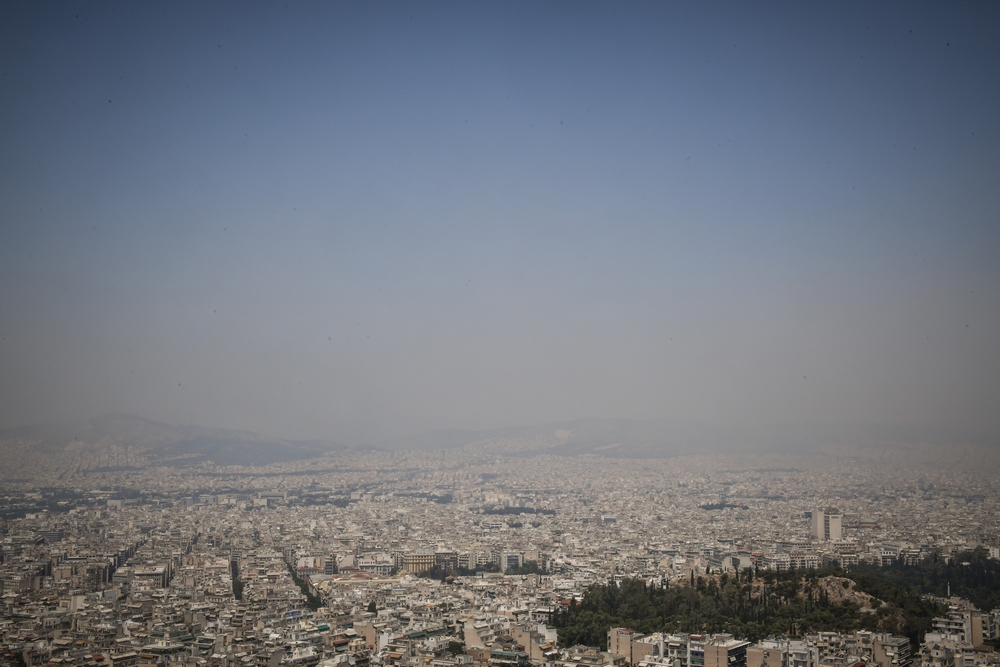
<box><xmin>418</xmin><ymin>560</ymin><xmax>546</xmax><ymax>579</ymax></box>
<box><xmin>230</xmin><ymin>560</ymin><xmax>244</xmax><ymax>600</ymax></box>
<box><xmin>850</xmin><ymin>547</ymin><xmax>1000</xmax><ymax>613</ymax></box>
<box><xmin>553</xmin><ymin>565</ymin><xmax>948</xmax><ymax>648</ymax></box>
<box><xmin>286</xmin><ymin>563</ymin><xmax>323</xmax><ymax>610</ymax></box>
<box><xmin>417</xmin><ymin>562</ymin><xmax>502</xmax><ymax>580</ymax></box>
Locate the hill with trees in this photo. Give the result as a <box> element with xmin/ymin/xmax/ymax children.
<box><xmin>553</xmin><ymin>563</ymin><xmax>954</xmax><ymax>648</ymax></box>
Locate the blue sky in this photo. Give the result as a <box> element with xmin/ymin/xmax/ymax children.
<box><xmin>1</xmin><ymin>2</ymin><xmax>998</xmax><ymax>443</ymax></box>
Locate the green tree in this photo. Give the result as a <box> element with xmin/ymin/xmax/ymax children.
<box><xmin>552</xmin><ymin>572</ymin><xmax>947</xmax><ymax>647</ymax></box>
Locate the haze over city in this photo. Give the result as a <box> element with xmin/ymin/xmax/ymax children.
<box><xmin>6</xmin><ymin>6</ymin><xmax>1000</xmax><ymax>667</ymax></box>
<box><xmin>2</xmin><ymin>2</ymin><xmax>998</xmax><ymax>448</ymax></box>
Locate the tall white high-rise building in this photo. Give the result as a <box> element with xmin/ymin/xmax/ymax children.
<box><xmin>812</xmin><ymin>508</ymin><xmax>842</xmax><ymax>541</ymax></box>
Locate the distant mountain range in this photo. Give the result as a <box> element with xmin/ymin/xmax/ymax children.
<box><xmin>1</xmin><ymin>414</ymin><xmax>998</xmax><ymax>480</ymax></box>
<box><xmin>375</xmin><ymin>419</ymin><xmax>1000</xmax><ymax>473</ymax></box>
<box><xmin>0</xmin><ymin>414</ymin><xmax>344</xmax><ymax>472</ymax></box>
<box><xmin>379</xmin><ymin>417</ymin><xmax>1000</xmax><ymax>461</ymax></box>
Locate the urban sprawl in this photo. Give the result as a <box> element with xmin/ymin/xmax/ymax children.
<box><xmin>3</xmin><ymin>450</ymin><xmax>1000</xmax><ymax>667</ymax></box>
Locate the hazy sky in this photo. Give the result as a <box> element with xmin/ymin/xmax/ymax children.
<box><xmin>1</xmin><ymin>2</ymin><xmax>998</xmax><ymax>443</ymax></box>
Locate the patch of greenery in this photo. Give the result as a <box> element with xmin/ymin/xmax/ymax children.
<box><xmin>511</xmin><ymin>561</ymin><xmax>544</xmax><ymax>575</ymax></box>
<box><xmin>231</xmin><ymin>561</ymin><xmax>244</xmax><ymax>600</ymax></box>
<box><xmin>286</xmin><ymin>563</ymin><xmax>323</xmax><ymax>610</ymax></box>
<box><xmin>553</xmin><ymin>568</ymin><xmax>947</xmax><ymax>648</ymax></box>
<box><xmin>417</xmin><ymin>563</ymin><xmax>501</xmax><ymax>579</ymax></box>
<box><xmin>850</xmin><ymin>547</ymin><xmax>1000</xmax><ymax>613</ymax></box>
